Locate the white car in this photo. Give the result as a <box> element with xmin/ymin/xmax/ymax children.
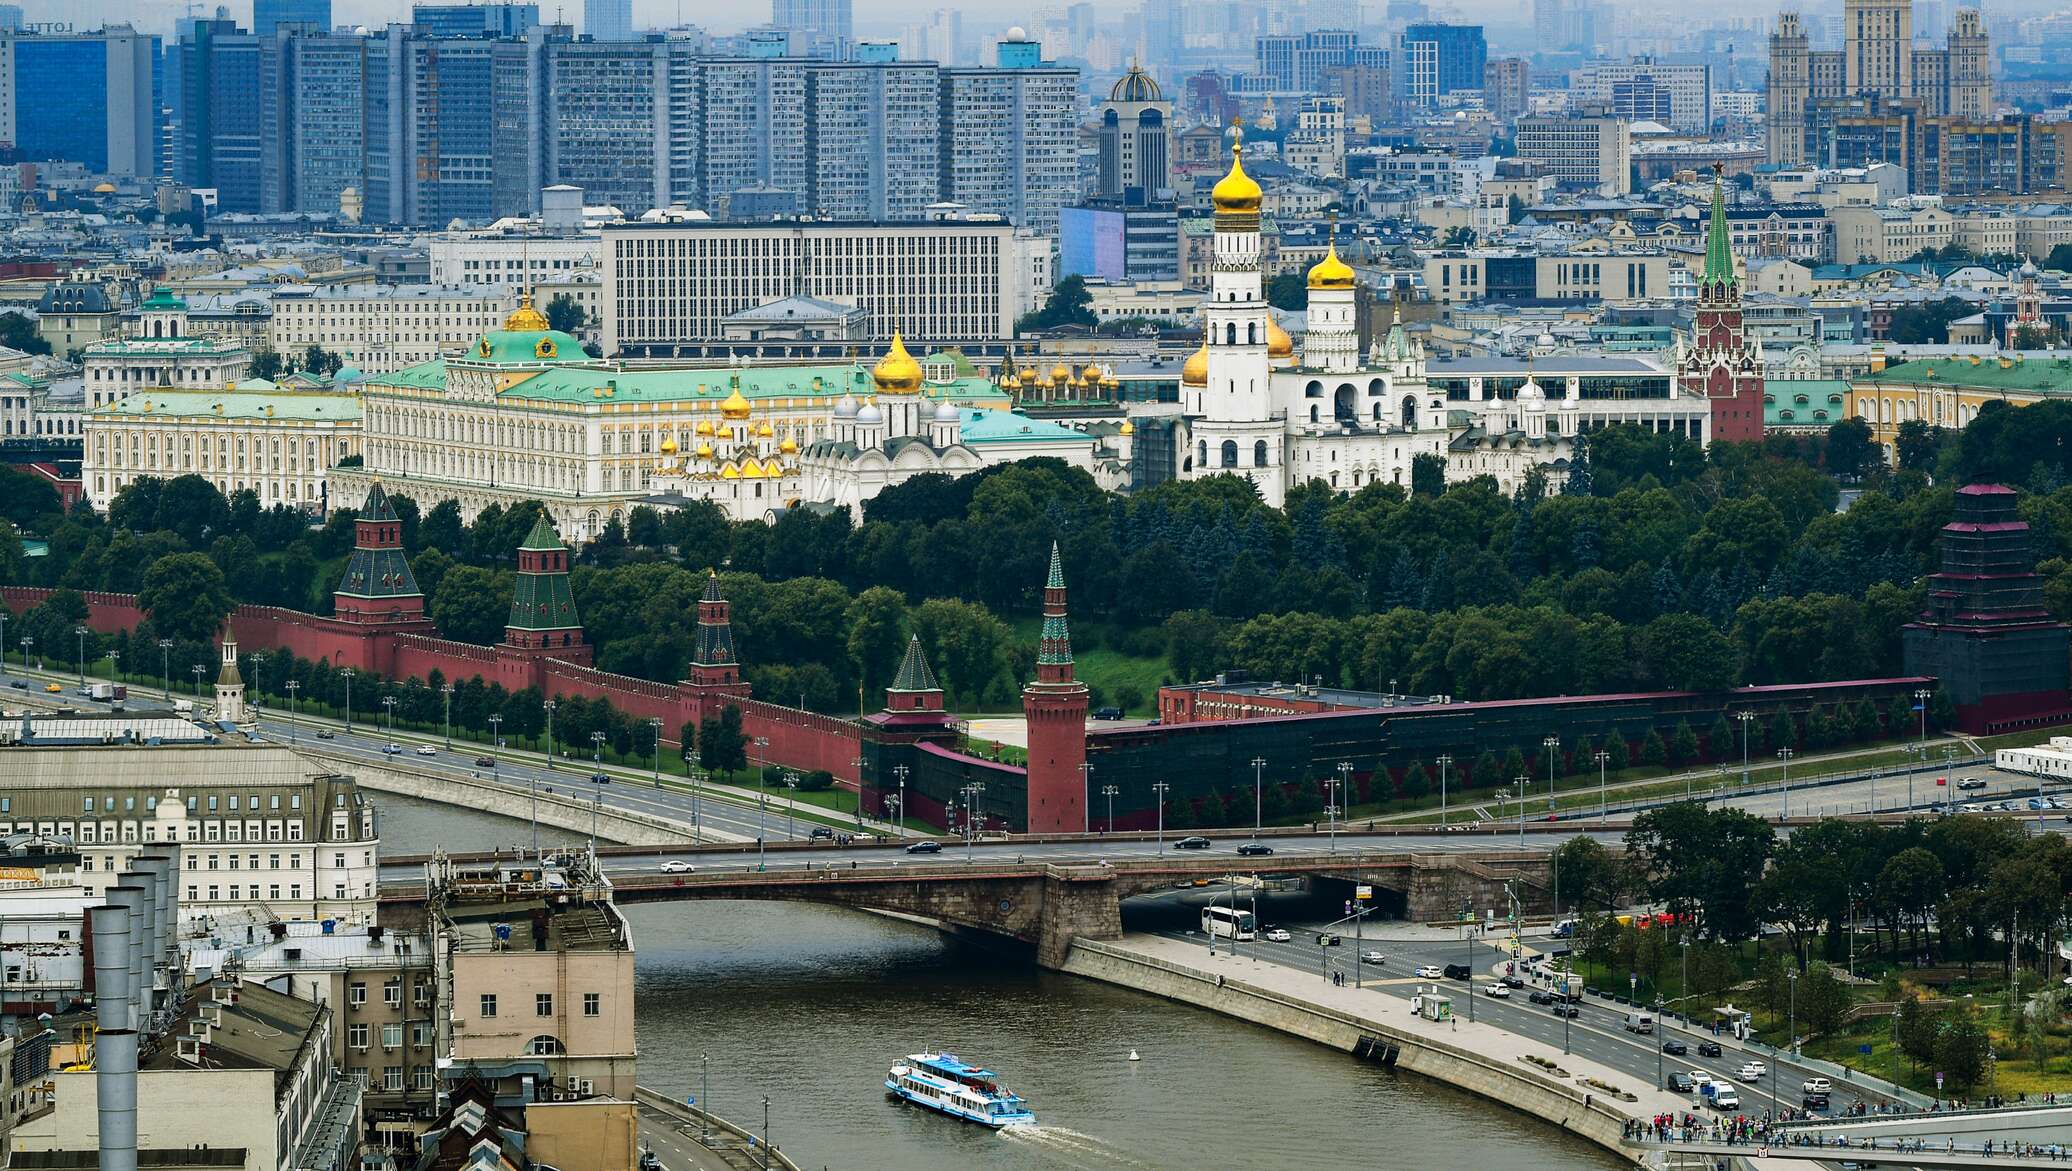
<box><xmin>1688</xmin><ymin>1070</ymin><xmax>1713</xmax><ymax>1088</ymax></box>
<box><xmin>1484</xmin><ymin>983</ymin><xmax>1511</xmax><ymax>998</ymax></box>
<box><xmin>1263</xmin><ymin>928</ymin><xmax>1291</xmax><ymax>942</ymax></box>
<box><xmin>659</xmin><ymin>860</ymin><xmax>694</xmax><ymax>874</ymax></box>
<box><xmin>1413</xmin><ymin>965</ymin><xmax>1444</xmax><ymax>979</ymax></box>
<box><xmin>1803</xmin><ymin>1077</ymin><xmax>1832</xmax><ymax>1094</ymax></box>
<box><xmin>380</xmin><ymin>743</ymin><xmax>403</xmax><ymax>755</ymax></box>
<box><xmin>1739</xmin><ymin>1061</ymin><xmax>1767</xmax><ymax>1081</ymax></box>
<box><xmin>415</xmin><ymin>745</ymin><xmax>438</xmax><ymax>756</ymax></box>
<box><xmin>1360</xmin><ymin>950</ymin><xmax>1386</xmax><ymax>964</ymax></box>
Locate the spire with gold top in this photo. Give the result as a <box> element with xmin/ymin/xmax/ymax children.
<box><xmin>1211</xmin><ymin>118</ymin><xmax>1263</xmax><ymax>231</ymax></box>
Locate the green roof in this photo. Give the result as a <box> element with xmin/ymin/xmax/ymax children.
<box><xmin>85</xmin><ymin>336</ymin><xmax>246</xmax><ymax>356</ymax></box>
<box><xmin>1703</xmin><ymin>174</ymin><xmax>1734</xmax><ymax>286</ymax></box>
<box><xmin>140</xmin><ymin>289</ymin><xmax>188</xmax><ymax>311</ymax></box>
<box><xmin>1764</xmin><ymin>379</ymin><xmax>1850</xmax><ymax>427</ymax></box>
<box><xmin>888</xmin><ymin>635</ymin><xmax>941</xmax><ymax>693</ymax></box>
<box><xmin>519</xmin><ymin>514</ymin><xmax>564</xmax><ymax>552</ymax></box>
<box><xmin>465</xmin><ymin>328</ymin><xmax>590</xmax><ymax>365</ymax></box>
<box><xmin>957</xmin><ymin>408</ymin><xmax>1093</xmax><ymax>445</ymax></box>
<box><xmin>96</xmin><ymin>389</ymin><xmax>361</xmax><ymax>423</ymax></box>
<box><xmin>376</xmin><ymin>359</ymin><xmax>448</xmax><ymax>391</ymax></box>
<box><xmin>496</xmin><ymin>363</ymin><xmax>1003</xmax><ymax>407</ymax></box>
<box><xmin>508</xmin><ymin>527</ymin><xmax>579</xmax><ymax>632</ymax></box>
<box><xmin>1862</xmin><ymin>358</ymin><xmax>2072</xmax><ymax>393</ymax></box>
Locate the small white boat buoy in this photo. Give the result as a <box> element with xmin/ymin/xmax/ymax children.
<box><xmin>1128</xmin><ymin>1049</ymin><xmax>1141</xmax><ymax>1061</ymax></box>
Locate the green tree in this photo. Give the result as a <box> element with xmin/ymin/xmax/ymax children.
<box><xmin>1266</xmin><ymin>273</ymin><xmax>1310</xmax><ymax>311</ymax></box>
<box><xmin>545</xmin><ymin>293</ymin><xmax>587</xmax><ymax>333</ymax></box>
<box><xmin>1411</xmin><ymin>452</ymin><xmax>1447</xmax><ymax>497</ymax></box>
<box><xmin>1894</xmin><ymin>419</ymin><xmax>1943</xmax><ymax>472</ymax></box>
<box><xmin>1824</xmin><ymin>417</ymin><xmax>1878</xmax><ymax>478</ymax></box>
<box><xmin>248</xmin><ymin>350</ymin><xmax>283</xmax><ymax>381</ymax></box>
<box><xmin>1640</xmin><ymin>728</ymin><xmax>1668</xmax><ymax>767</ymax></box>
<box><xmin>1934</xmin><ymin>1011</ymin><xmax>1991</xmax><ymax>1088</ymax></box>
<box><xmin>0</xmin><ymin>311</ymin><xmax>52</xmax><ymax>355</ymax></box>
<box><xmin>1400</xmin><ymin>761</ymin><xmax>1430</xmax><ymax>802</ymax></box>
<box><xmin>429</xmin><ymin>565</ymin><xmax>508</xmax><ymax>645</ymax></box>
<box><xmin>1604</xmin><ymin>727</ymin><xmax>1631</xmax><ymax>772</ymax></box>
<box><xmin>1625</xmin><ymin>803</ymin><xmax>1776</xmax><ymax>939</ymax></box>
<box><xmin>137</xmin><ymin>553</ymin><xmax>235</xmax><ymax>644</ymax></box>
<box><xmin>1896</xmin><ymin>997</ymin><xmax>1938</xmax><ymax>1070</ymax></box>
<box><xmin>1016</xmin><ymin>274</ymin><xmax>1098</xmax><ymax>332</ymax></box>
<box><xmin>1671</xmin><ymin>720</ymin><xmax>1700</xmax><ymax>767</ymax></box>
<box><xmin>1554</xmin><ymin>836</ymin><xmax>1626</xmax><ymax>913</ymax></box>
<box><xmin>1163</xmin><ymin>609</ymin><xmax>1224</xmax><ymax>684</ymax></box>
<box><xmin>845</xmin><ymin>586</ymin><xmax>909</xmax><ymax>701</ymax></box>
<box><xmin>696</xmin><ymin>705</ymin><xmax>748</xmax><ymax>780</ymax></box>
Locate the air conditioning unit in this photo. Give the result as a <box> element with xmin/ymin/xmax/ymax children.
<box><xmin>579</xmin><ymin>1079</ymin><xmax>593</xmax><ymax>1096</ymax></box>
<box><xmin>565</xmin><ymin>1076</ymin><xmax>580</xmax><ymax>1091</ymax></box>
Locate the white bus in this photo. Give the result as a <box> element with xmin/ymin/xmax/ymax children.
<box><xmin>1202</xmin><ymin>905</ymin><xmax>1257</xmax><ymax>941</ymax></box>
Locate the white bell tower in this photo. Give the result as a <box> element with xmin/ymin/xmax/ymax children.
<box><xmin>214</xmin><ymin>626</ymin><xmax>246</xmax><ymax>725</ymax></box>
<box><xmin>1189</xmin><ymin>121</ymin><xmax>1287</xmax><ymax>507</ymax></box>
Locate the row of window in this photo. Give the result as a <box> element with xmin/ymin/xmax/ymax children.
<box><xmin>476</xmin><ymin>991</ymin><xmax>602</xmax><ymax>1018</ymax></box>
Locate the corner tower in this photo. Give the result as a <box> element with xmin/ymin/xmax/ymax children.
<box><xmin>688</xmin><ymin>569</ymin><xmax>746</xmax><ymax>691</ymax></box>
<box><xmin>1677</xmin><ymin>166</ymin><xmax>1765</xmax><ymax>444</ymax></box>
<box><xmin>502</xmin><ymin>514</ymin><xmax>590</xmax><ymax>663</ymax></box>
<box><xmin>1022</xmin><ymin>543</ymin><xmax>1089</xmax><ymax>833</ymax></box>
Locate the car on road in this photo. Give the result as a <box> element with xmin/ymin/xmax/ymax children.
<box><xmin>1528</xmin><ymin>989</ymin><xmax>1555</xmax><ymax>1004</ymax></box>
<box><xmin>43</xmin><ymin>683</ymin><xmax>61</xmax><ymax>693</ymax></box>
<box><xmin>7</xmin><ymin>680</ymin><xmax>23</xmax><ymax>689</ymax></box>
<box><xmin>1667</xmin><ymin>1073</ymin><xmax>1694</xmax><ymax>1093</ymax></box>
<box><xmin>2029</xmin><ymin>797</ymin><xmax>2050</xmax><ymax>810</ymax></box>
<box><xmin>381</xmin><ymin>743</ymin><xmax>403</xmax><ymax>755</ymax></box>
<box><xmin>1092</xmin><ymin>706</ymin><xmax>1124</xmax><ymax>720</ymax></box>
<box><xmin>1442</xmin><ymin>963</ymin><xmax>1472</xmax><ymax>981</ymax></box>
<box><xmin>1175</xmin><ymin>836</ymin><xmax>1212</xmax><ymax>850</ymax></box>
<box><xmin>415</xmin><ymin>745</ymin><xmax>438</xmax><ymax>756</ymax></box>
<box><xmin>315</xmin><ymin>730</ymin><xmax>335</xmax><ymax>739</ymax></box>
<box><xmin>1550</xmin><ymin>1003</ymin><xmax>1579</xmax><ymax>1018</ymax></box>
<box><xmin>1661</xmin><ymin>1039</ymin><xmax>1687</xmax><ymax>1056</ymax></box>
<box><xmin>1960</xmin><ymin>803</ymin><xmax>1986</xmax><ymax>813</ymax></box>
<box><xmin>1687</xmin><ymin>1070</ymin><xmax>1713</xmax><ymax>1088</ymax></box>
<box><xmin>1501</xmin><ymin>975</ymin><xmax>1525</xmax><ymax>988</ymax></box>
<box><xmin>809</xmin><ymin>826</ymin><xmax>835</xmax><ymax>840</ymax></box>
<box><xmin>1236</xmin><ymin>841</ymin><xmax>1274</xmax><ymax>856</ymax></box>
<box><xmin>904</xmin><ymin>840</ymin><xmax>943</xmax><ymax>854</ymax></box>
<box><xmin>476</xmin><ymin>756</ymin><xmax>496</xmax><ymax>767</ymax></box>
<box><xmin>1483</xmin><ymin>983</ymin><xmax>1509</xmax><ymax>998</ymax></box>
<box><xmin>1696</xmin><ymin>1041</ymin><xmax>1722</xmax><ymax>1058</ymax></box>
<box><xmin>1958</xmin><ymin>778</ymin><xmax>1987</xmax><ymax>791</ymax></box>
<box><xmin>1263</xmin><ymin>928</ymin><xmax>1291</xmax><ymax>942</ymax></box>
<box><xmin>1802</xmin><ymin>1092</ymin><xmax>1831</xmax><ymax>1111</ymax></box>
<box><xmin>1413</xmin><ymin>965</ymin><xmax>1444</xmax><ymax>979</ymax></box>
<box><xmin>1738</xmin><ymin>1061</ymin><xmax>1767</xmax><ymax>1081</ymax></box>
<box><xmin>1361</xmin><ymin>950</ymin><xmax>1387</xmax><ymax>964</ymax></box>
<box><xmin>1802</xmin><ymin>1077</ymin><xmax>1831</xmax><ymax>1094</ymax></box>
<box><xmin>659</xmin><ymin>860</ymin><xmax>694</xmax><ymax>873</ymax></box>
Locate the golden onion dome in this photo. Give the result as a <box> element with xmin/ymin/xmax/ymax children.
<box><xmin>1267</xmin><ymin>317</ymin><xmax>1294</xmax><ymax>360</ymax></box>
<box><xmin>1019</xmin><ymin>364</ymin><xmax>1037</xmax><ymax>383</ymax></box>
<box><xmin>1181</xmin><ymin>342</ymin><xmax>1209</xmax><ymax>386</ymax></box>
<box><xmin>503</xmin><ymin>293</ymin><xmax>550</xmax><ymax>332</ymax></box>
<box><xmin>872</xmin><ymin>332</ymin><xmax>924</xmax><ymax>394</ymax></box>
<box><xmin>695</xmin><ymin>418</ymin><xmax>715</xmax><ymax>436</ymax></box>
<box><xmin>756</xmin><ymin>421</ymin><xmax>774</xmax><ymax>437</ymax></box>
<box><xmin>696</xmin><ymin>441</ymin><xmax>714</xmax><ymax>459</ymax></box>
<box><xmin>659</xmin><ymin>435</ymin><xmax>679</xmax><ymax>455</ymax></box>
<box><xmin>1050</xmin><ymin>363</ymin><xmax>1072</xmax><ymax>385</ymax></box>
<box><xmin>719</xmin><ymin>386</ymin><xmax>752</xmax><ymax>419</ymax></box>
<box><xmin>1308</xmin><ymin>241</ymin><xmax>1356</xmax><ymax>290</ymax></box>
<box><xmin>1120</xmin><ymin>419</ymin><xmax>1135</xmax><ymax>436</ymax></box>
<box><xmin>779</xmin><ymin>435</ymin><xmax>798</xmax><ymax>454</ymax></box>
<box><xmin>1211</xmin><ymin>131</ymin><xmax>1264</xmax><ymax>216</ymax></box>
<box><xmin>1081</xmin><ymin>364</ymin><xmax>1102</xmax><ymax>384</ymax></box>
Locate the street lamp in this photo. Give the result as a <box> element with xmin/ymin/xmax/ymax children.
<box><xmin>543</xmin><ymin>699</ymin><xmax>557</xmax><ymax>768</ymax></box>
<box><xmin>1152</xmin><ymin>780</ymin><xmax>1170</xmax><ymax>854</ymax></box>
<box><xmin>1079</xmin><ymin>762</ymin><xmax>1093</xmax><ymax>833</ymax></box>
<box><xmin>285</xmin><ymin>680</ymin><xmax>300</xmax><ymax>742</ymax></box>
<box><xmin>783</xmin><ymin>771</ymin><xmax>799</xmax><ymax>842</ymax></box>
<box><xmin>340</xmin><ymin>668</ymin><xmax>354</xmax><ymax>732</ymax></box>
<box><xmin>648</xmin><ymin>717</ymin><xmax>664</xmax><ymax>788</ymax></box>
<box><xmin>754</xmin><ymin>736</ymin><xmax>771</xmax><ymax>812</ymax></box>
<box><xmin>960</xmin><ymin>782</ymin><xmax>985</xmax><ymax>863</ymax></box>
<box><xmin>1100</xmin><ymin>783</ymin><xmax>1118</xmax><ymax>834</ymax></box>
<box><xmin>1436</xmin><ymin>754</ymin><xmax>1453</xmax><ymax>828</ymax></box>
<box><xmin>1594</xmin><ymin>749</ymin><xmax>1610</xmax><ymax>826</ymax></box>
<box><xmin>891</xmin><ymin>764</ymin><xmax>909</xmax><ymax>837</ymax></box>
<box><xmin>1513</xmin><ymin>775</ymin><xmax>1528</xmax><ymax>845</ymax></box>
<box><xmin>248</xmin><ymin>651</ymin><xmax>264</xmax><ymax>711</ymax></box>
<box><xmin>1655</xmin><ymin>995</ymin><xmax>1666</xmax><ymax>1089</ymax></box>
<box><xmin>1777</xmin><ymin>747</ymin><xmax>1795</xmax><ymax>821</ymax></box>
<box><xmin>158</xmin><ymin>638</ymin><xmax>173</xmax><ymax>700</ymax></box>
<box><xmin>1331</xmin><ymin>761</ymin><xmax>1351</xmax><ymax>853</ymax></box>
<box><xmin>1735</xmin><ymin>710</ymin><xmax>1754</xmax><ymax>787</ymax></box>
<box><xmin>1251</xmin><ymin>756</ymin><xmax>1267</xmax><ymax>838</ymax></box>
<box><xmin>488</xmin><ymin>714</ymin><xmax>503</xmax><ymax>769</ymax></box>
<box><xmin>441</xmin><ymin>684</ymin><xmax>455</xmax><ymax>748</ymax></box>
<box><xmin>1543</xmin><ymin>735</ymin><xmax>1560</xmax><ymax>820</ymax></box>
<box><xmin>73</xmin><ymin>624</ymin><xmax>87</xmax><ymax>684</ymax></box>
<box><xmin>190</xmin><ymin>663</ymin><xmax>205</xmax><ymax>696</ymax></box>
<box><xmin>381</xmin><ymin>695</ymin><xmax>397</xmax><ymax>745</ymax></box>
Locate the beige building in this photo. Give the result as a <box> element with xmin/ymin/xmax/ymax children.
<box><xmin>1515</xmin><ymin>113</ymin><xmax>1632</xmax><ymax>196</ymax></box>
<box><xmin>0</xmin><ymin>744</ymin><xmax>381</xmax><ymax>925</ymax></box>
<box><xmin>270</xmin><ymin>284</ymin><xmax>521</xmax><ymax>376</ymax></box>
<box><xmin>82</xmin><ymin>293</ymin><xmax>251</xmax><ymax>409</ymax></box>
<box><xmin>1828</xmin><ymin>203</ymin><xmax>1955</xmax><ymax>263</ymax></box>
<box><xmin>17</xmin><ymin>980</ymin><xmax>355</xmax><ymax>1171</ymax></box>
<box><xmin>435</xmin><ymin>856</ymin><xmax>638</xmax><ymax>1102</ymax></box>
<box><xmin>84</xmin><ymin>386</ymin><xmax>361</xmax><ymax>512</ymax></box>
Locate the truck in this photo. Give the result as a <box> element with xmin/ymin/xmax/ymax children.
<box><xmin>1701</xmin><ymin>1081</ymin><xmax>1740</xmax><ymax>1110</ymax></box>
<box><xmin>1624</xmin><ymin>1011</ymin><xmax>1655</xmax><ymax>1034</ymax></box>
<box><xmin>173</xmin><ymin>698</ymin><xmax>194</xmax><ymax>715</ymax></box>
<box><xmin>87</xmin><ymin>683</ymin><xmax>125</xmax><ymax>702</ymax></box>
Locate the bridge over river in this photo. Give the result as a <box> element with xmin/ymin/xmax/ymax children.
<box><xmin>379</xmin><ymin>846</ymin><xmax>1553</xmax><ymax>968</ymax></box>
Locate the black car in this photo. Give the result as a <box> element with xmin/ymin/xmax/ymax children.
<box><xmin>1442</xmin><ymin>963</ymin><xmax>1472</xmax><ymax>980</ymax></box>
<box><xmin>1501</xmin><ymin>975</ymin><xmax>1525</xmax><ymax>988</ymax></box>
<box><xmin>1092</xmin><ymin>706</ymin><xmax>1124</xmax><ymax>720</ymax></box>
<box><xmin>1802</xmin><ymin>1093</ymin><xmax>1831</xmax><ymax>1111</ymax></box>
<box><xmin>809</xmin><ymin>826</ymin><xmax>835</xmax><ymax>840</ymax></box>
<box><xmin>1696</xmin><ymin>1041</ymin><xmax>1723</xmax><ymax>1058</ymax></box>
<box><xmin>904</xmin><ymin>840</ymin><xmax>943</xmax><ymax>854</ymax></box>
<box><xmin>1661</xmin><ymin>1040</ymin><xmax>1688</xmax><ymax>1056</ymax></box>
<box><xmin>6</xmin><ymin>680</ymin><xmax>23</xmax><ymax>689</ymax></box>
<box><xmin>315</xmin><ymin>730</ymin><xmax>336</xmax><ymax>739</ymax></box>
<box><xmin>1175</xmin><ymin>836</ymin><xmax>1212</xmax><ymax>849</ymax></box>
<box><xmin>1550</xmin><ymin>1003</ymin><xmax>1580</xmax><ymax>1018</ymax></box>
<box><xmin>475</xmin><ymin>756</ymin><xmax>496</xmax><ymax>767</ymax></box>
<box><xmin>1528</xmin><ymin>989</ymin><xmax>1555</xmax><ymax>1005</ymax></box>
<box><xmin>1236</xmin><ymin>841</ymin><xmax>1274</xmax><ymax>856</ymax></box>
<box><xmin>1667</xmin><ymin>1073</ymin><xmax>1694</xmax><ymax>1093</ymax></box>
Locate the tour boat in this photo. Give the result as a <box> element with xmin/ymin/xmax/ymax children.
<box><xmin>885</xmin><ymin>1052</ymin><xmax>1035</xmax><ymax>1128</ymax></box>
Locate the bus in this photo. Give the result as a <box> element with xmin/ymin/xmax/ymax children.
<box><xmin>1202</xmin><ymin>905</ymin><xmax>1257</xmax><ymax>941</ymax></box>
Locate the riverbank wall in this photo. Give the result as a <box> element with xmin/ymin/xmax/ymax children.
<box><xmin>1060</xmin><ymin>935</ymin><xmax>1675</xmax><ymax>1166</ymax></box>
<box><xmin>633</xmin><ymin>1085</ymin><xmax>803</xmax><ymax>1171</ymax></box>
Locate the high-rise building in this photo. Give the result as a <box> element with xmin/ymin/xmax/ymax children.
<box><xmin>403</xmin><ymin>34</ymin><xmax>546</xmax><ymax>224</ymax></box>
<box><xmin>173</xmin><ymin>19</ymin><xmax>263</xmax><ymax>208</ymax></box>
<box><xmin>545</xmin><ymin>39</ymin><xmax>698</xmax><ymax>215</ymax></box>
<box><xmin>585</xmin><ymin>0</ymin><xmax>632</xmax><ymax>41</ymax></box>
<box><xmin>262</xmin><ymin>26</ymin><xmax>370</xmax><ymax>215</ymax></box>
<box><xmin>806</xmin><ymin>60</ymin><xmax>939</xmax><ymax>221</ymax></box>
<box><xmin>411</xmin><ymin>3</ymin><xmax>541</xmax><ymax>38</ymax></box>
<box><xmin>1766</xmin><ymin>0</ymin><xmax>1991</xmax><ymax>165</ymax></box>
<box><xmin>1483</xmin><ymin>58</ymin><xmax>1529</xmax><ymax>122</ymax></box>
<box><xmin>696</xmin><ymin>55</ymin><xmax>811</xmax><ymax>215</ymax></box>
<box><xmin>0</xmin><ymin>26</ymin><xmax>159</xmax><ymax>177</ymax></box>
<box><xmin>1097</xmin><ymin>65</ymin><xmax>1171</xmax><ymax>200</ymax></box>
<box><xmin>1253</xmin><ymin>30</ymin><xmax>1359</xmax><ymax>92</ymax></box>
<box><xmin>254</xmin><ymin>0</ymin><xmax>331</xmax><ymax>36</ymax></box>
<box><xmin>773</xmin><ymin>0</ymin><xmax>853</xmax><ymax>42</ymax></box>
<box><xmin>938</xmin><ymin>34</ymin><xmax>1078</xmax><ymax>236</ymax></box>
<box><xmin>1570</xmin><ymin>59</ymin><xmax>1712</xmax><ymax>133</ymax></box>
<box><xmin>1397</xmin><ymin>23</ymin><xmax>1485</xmax><ymax>109</ymax></box>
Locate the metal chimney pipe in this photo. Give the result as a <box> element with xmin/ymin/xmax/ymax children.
<box><xmin>135</xmin><ymin>856</ymin><xmax>170</xmax><ymax>1015</ymax></box>
<box><xmin>110</xmin><ymin>884</ymin><xmax>149</xmax><ymax>1034</ymax></box>
<box><xmin>89</xmin><ymin>904</ymin><xmax>138</xmax><ymax>1171</ymax></box>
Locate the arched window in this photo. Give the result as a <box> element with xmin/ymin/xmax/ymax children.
<box><xmin>1247</xmin><ymin>323</ymin><xmax>1257</xmax><ymax>345</ymax></box>
<box><xmin>1372</xmin><ymin>403</ymin><xmax>1384</xmax><ymax>421</ymax></box>
<box><xmin>1310</xmin><ymin>404</ymin><xmax>1320</xmax><ymax>423</ymax></box>
<box><xmin>1253</xmin><ymin>439</ymin><xmax>1269</xmax><ymax>467</ymax></box>
<box><xmin>1306</xmin><ymin>380</ymin><xmax>1323</xmax><ymax>398</ymax></box>
<box><xmin>1401</xmin><ymin>395</ymin><xmax>1418</xmax><ymax>429</ymax></box>
<box><xmin>1369</xmin><ymin>378</ymin><xmax>1386</xmax><ymax>397</ymax></box>
<box><xmin>1197</xmin><ymin>440</ymin><xmax>1207</xmax><ymax>466</ymax></box>
<box><xmin>1225</xmin><ymin>323</ymin><xmax>1237</xmax><ymax>345</ymax></box>
<box><xmin>1334</xmin><ymin>385</ymin><xmax>1356</xmax><ymax>422</ymax></box>
<box><xmin>527</xmin><ymin>1034</ymin><xmax>565</xmax><ymax>1056</ymax></box>
<box><xmin>1220</xmin><ymin>440</ymin><xmax>1238</xmax><ymax>467</ymax></box>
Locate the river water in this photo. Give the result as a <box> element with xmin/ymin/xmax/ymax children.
<box><xmin>379</xmin><ymin>794</ymin><xmax>1625</xmax><ymax>1171</ymax></box>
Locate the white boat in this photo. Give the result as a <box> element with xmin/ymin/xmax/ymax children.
<box><xmin>885</xmin><ymin>1052</ymin><xmax>1035</xmax><ymax>1128</ymax></box>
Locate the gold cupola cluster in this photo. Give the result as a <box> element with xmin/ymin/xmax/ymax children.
<box><xmin>653</xmin><ymin>373</ymin><xmax>803</xmax><ymax>484</ymax></box>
